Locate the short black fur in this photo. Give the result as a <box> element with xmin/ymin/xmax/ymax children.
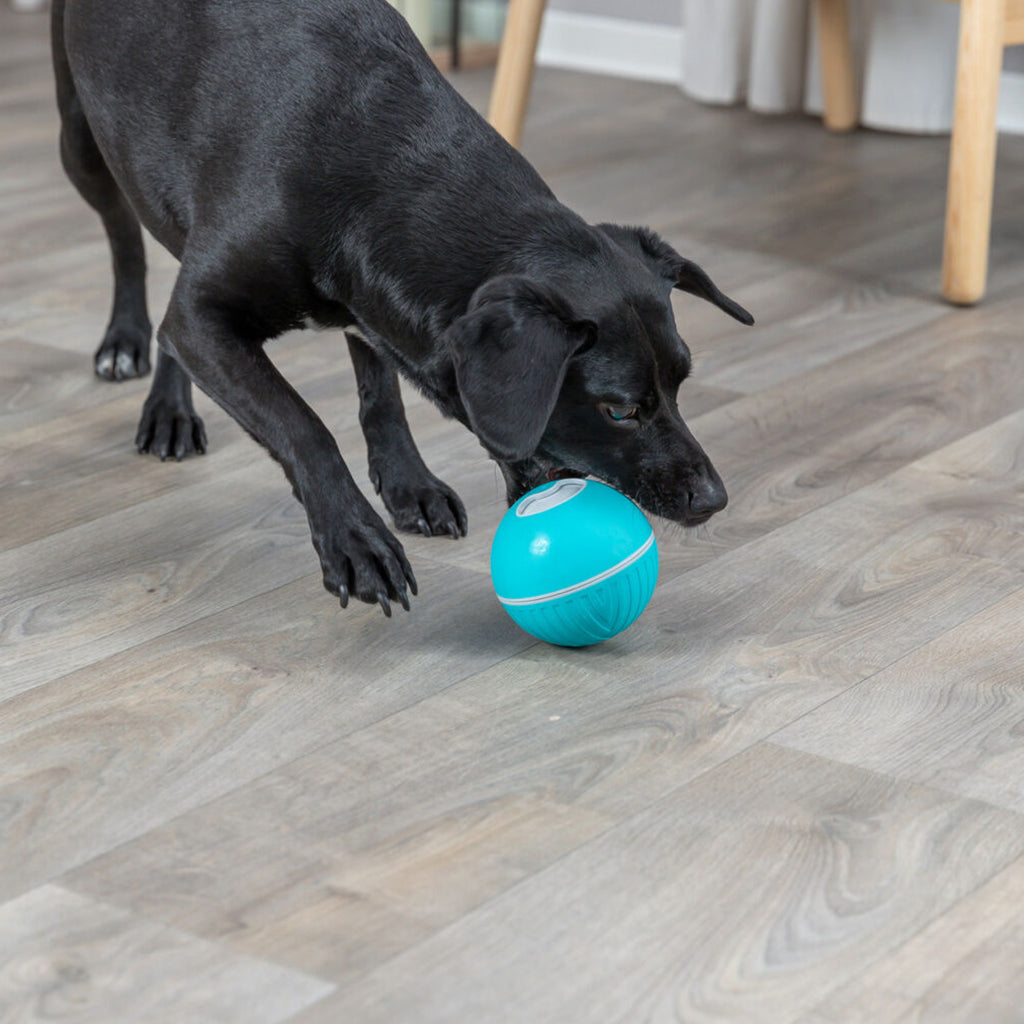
<box><xmin>52</xmin><ymin>0</ymin><xmax>753</xmax><ymax>616</ymax></box>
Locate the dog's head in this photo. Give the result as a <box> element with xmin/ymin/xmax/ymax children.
<box><xmin>445</xmin><ymin>224</ymin><xmax>753</xmax><ymax>527</ymax></box>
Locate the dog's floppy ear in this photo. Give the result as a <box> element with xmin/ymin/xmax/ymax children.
<box><xmin>599</xmin><ymin>224</ymin><xmax>754</xmax><ymax>326</ymax></box>
<box><xmin>446</xmin><ymin>275</ymin><xmax>594</xmax><ymax>461</ymax></box>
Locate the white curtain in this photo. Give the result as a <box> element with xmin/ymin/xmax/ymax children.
<box><xmin>388</xmin><ymin>0</ymin><xmax>435</xmax><ymax>45</ymax></box>
<box><xmin>682</xmin><ymin>0</ymin><xmax>961</xmax><ymax>134</ymax></box>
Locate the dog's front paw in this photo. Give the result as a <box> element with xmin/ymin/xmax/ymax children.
<box><xmin>135</xmin><ymin>393</ymin><xmax>207</xmax><ymax>461</ymax></box>
<box><xmin>314</xmin><ymin>510</ymin><xmax>418</xmax><ymax>616</ymax></box>
<box><xmin>94</xmin><ymin>322</ymin><xmax>152</xmax><ymax>381</ymax></box>
<box><xmin>372</xmin><ymin>467</ymin><xmax>468</xmax><ymax>540</ymax></box>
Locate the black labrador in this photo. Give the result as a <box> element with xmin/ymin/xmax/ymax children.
<box><xmin>52</xmin><ymin>0</ymin><xmax>753</xmax><ymax>616</ymax></box>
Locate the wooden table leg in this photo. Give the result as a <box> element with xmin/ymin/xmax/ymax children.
<box><xmin>943</xmin><ymin>0</ymin><xmax>1006</xmax><ymax>305</ymax></box>
<box><xmin>488</xmin><ymin>0</ymin><xmax>547</xmax><ymax>148</ymax></box>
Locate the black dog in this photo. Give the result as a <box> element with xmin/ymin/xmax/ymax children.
<box><xmin>53</xmin><ymin>0</ymin><xmax>753</xmax><ymax>616</ymax></box>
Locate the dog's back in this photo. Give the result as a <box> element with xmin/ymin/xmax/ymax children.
<box><xmin>60</xmin><ymin>0</ymin><xmax>558</xmax><ymax>323</ymax></box>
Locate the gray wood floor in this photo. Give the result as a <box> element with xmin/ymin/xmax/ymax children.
<box><xmin>3</xmin><ymin>6</ymin><xmax>1024</xmax><ymax>1022</ymax></box>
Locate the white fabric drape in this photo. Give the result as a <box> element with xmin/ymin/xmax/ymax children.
<box><xmin>388</xmin><ymin>0</ymin><xmax>434</xmax><ymax>45</ymax></box>
<box><xmin>682</xmin><ymin>0</ymin><xmax>962</xmax><ymax>134</ymax></box>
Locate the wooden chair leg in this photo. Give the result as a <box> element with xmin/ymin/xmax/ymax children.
<box><xmin>943</xmin><ymin>0</ymin><xmax>1006</xmax><ymax>304</ymax></box>
<box><xmin>815</xmin><ymin>0</ymin><xmax>859</xmax><ymax>131</ymax></box>
<box><xmin>488</xmin><ymin>0</ymin><xmax>547</xmax><ymax>148</ymax></box>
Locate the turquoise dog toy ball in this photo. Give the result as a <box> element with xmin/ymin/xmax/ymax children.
<box><xmin>490</xmin><ymin>478</ymin><xmax>659</xmax><ymax>647</ymax></box>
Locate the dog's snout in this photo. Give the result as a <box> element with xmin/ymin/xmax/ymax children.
<box><xmin>688</xmin><ymin>472</ymin><xmax>728</xmax><ymax>519</ymax></box>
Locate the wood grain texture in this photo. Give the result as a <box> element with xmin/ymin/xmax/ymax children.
<box><xmin>0</xmin><ymin>885</ymin><xmax>332</xmax><ymax>1023</ymax></box>
<box><xmin>288</xmin><ymin>744</ymin><xmax>1024</xmax><ymax>1024</ymax></box>
<box><xmin>3</xmin><ymin>6</ymin><xmax>1024</xmax><ymax>1021</ymax></box>
<box><xmin>65</xmin><ymin>755</ymin><xmax>614</xmax><ymax>984</ymax></box>
<box><xmin>795</xmin><ymin>852</ymin><xmax>1024</xmax><ymax>1023</ymax></box>
<box><xmin>774</xmin><ymin>584</ymin><xmax>1024</xmax><ymax>813</ymax></box>
<box><xmin>0</xmin><ymin>563</ymin><xmax>534</xmax><ymax>904</ymax></box>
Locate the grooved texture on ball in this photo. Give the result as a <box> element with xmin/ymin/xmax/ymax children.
<box><xmin>500</xmin><ymin>529</ymin><xmax>659</xmax><ymax>647</ymax></box>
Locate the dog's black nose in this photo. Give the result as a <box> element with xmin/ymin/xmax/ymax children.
<box><xmin>688</xmin><ymin>474</ymin><xmax>728</xmax><ymax>518</ymax></box>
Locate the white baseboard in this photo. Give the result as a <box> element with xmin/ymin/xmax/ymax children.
<box><xmin>535</xmin><ymin>11</ymin><xmax>1024</xmax><ymax>136</ymax></box>
<box><xmin>999</xmin><ymin>71</ymin><xmax>1024</xmax><ymax>135</ymax></box>
<box><xmin>536</xmin><ymin>10</ymin><xmax>684</xmax><ymax>86</ymax></box>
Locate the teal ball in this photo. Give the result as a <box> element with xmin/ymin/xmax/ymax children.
<box><xmin>490</xmin><ymin>478</ymin><xmax>659</xmax><ymax>647</ymax></box>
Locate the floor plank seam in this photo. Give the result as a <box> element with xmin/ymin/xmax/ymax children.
<box><xmin>257</xmin><ymin>734</ymin><xmax>1024</xmax><ymax>1011</ymax></box>
<box><xmin>778</xmin><ymin>848</ymin><xmax>1024</xmax><ymax>1024</ymax></box>
<box><xmin>758</xmin><ymin>580</ymin><xmax>1024</xmax><ymax>774</ymax></box>
<box><xmin>31</xmin><ymin>634</ymin><xmax>538</xmax><ymax>907</ymax></box>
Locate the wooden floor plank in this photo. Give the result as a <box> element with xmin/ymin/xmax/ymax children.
<box><xmin>0</xmin><ymin>885</ymin><xmax>333</xmax><ymax>1023</ymax></box>
<box><xmin>0</xmin><ymin>562</ymin><xmax>534</xmax><ymax>905</ymax></box>
<box><xmin>899</xmin><ymin>916</ymin><xmax>1024</xmax><ymax>1023</ymax></box>
<box><xmin>794</xmin><ymin>852</ymin><xmax>1024</xmax><ymax>1023</ymax></box>
<box><xmin>65</xmin><ymin>772</ymin><xmax>614</xmax><ymax>985</ymax></box>
<box><xmin>670</xmin><ymin>259</ymin><xmax>945</xmax><ymax>395</ymax></box>
<box><xmin>1</xmin><ymin>467</ymin><xmax>313</xmax><ymax>696</ymax></box>
<box><xmin>286</xmin><ymin>744</ymin><xmax>1024</xmax><ymax>1024</ymax></box>
<box><xmin>0</xmin><ymin>339</ymin><xmax>141</xmax><ymax>434</ymax></box>
<box><xmin>774</xmin><ymin>585</ymin><xmax>1024</xmax><ymax>814</ymax></box>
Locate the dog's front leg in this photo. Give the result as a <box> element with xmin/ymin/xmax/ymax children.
<box><xmin>346</xmin><ymin>332</ymin><xmax>467</xmax><ymax>540</ymax></box>
<box><xmin>160</xmin><ymin>274</ymin><xmax>416</xmax><ymax>616</ymax></box>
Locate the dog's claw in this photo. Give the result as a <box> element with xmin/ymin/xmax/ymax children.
<box><xmin>374</xmin><ymin>468</ymin><xmax>467</xmax><ymax>544</ymax></box>
<box><xmin>136</xmin><ymin>402</ymin><xmax>206</xmax><ymax>462</ymax></box>
<box><xmin>315</xmin><ymin>503</ymin><xmax>418</xmax><ymax>616</ymax></box>
<box><xmin>401</xmin><ymin>558</ymin><xmax>417</xmax><ymax>596</ymax></box>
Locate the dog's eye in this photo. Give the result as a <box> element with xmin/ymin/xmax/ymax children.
<box><xmin>602</xmin><ymin>403</ymin><xmax>638</xmax><ymax>422</ymax></box>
